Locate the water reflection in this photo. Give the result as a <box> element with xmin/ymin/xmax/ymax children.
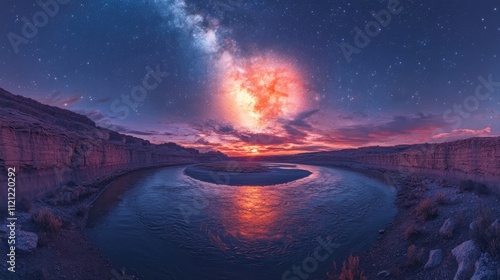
<box><xmin>87</xmin><ymin>164</ymin><xmax>396</xmax><ymax>280</ymax></box>
<box><xmin>221</xmin><ymin>186</ymin><xmax>283</xmax><ymax>240</ymax></box>
<box><xmin>87</xmin><ymin>170</ymin><xmax>155</xmax><ymax>228</ymax></box>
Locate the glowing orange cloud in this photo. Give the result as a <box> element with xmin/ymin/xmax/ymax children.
<box><xmin>217</xmin><ymin>52</ymin><xmax>306</xmax><ymax>131</ymax></box>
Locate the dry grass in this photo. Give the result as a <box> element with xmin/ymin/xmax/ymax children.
<box><xmin>37</xmin><ymin>232</ymin><xmax>50</xmax><ymax>247</ymax></box>
<box><xmin>406</xmin><ymin>245</ymin><xmax>424</xmax><ymax>269</ymax></box>
<box><xmin>475</xmin><ymin>183</ymin><xmax>491</xmax><ymax>196</ymax></box>
<box><xmin>459</xmin><ymin>180</ymin><xmax>475</xmax><ymax>192</ymax></box>
<box><xmin>49</xmin><ymin>186</ymin><xmax>98</xmax><ymax>206</ymax></box>
<box><xmin>438</xmin><ymin>179</ymin><xmax>451</xmax><ymax>188</ymax></box>
<box><xmin>33</xmin><ymin>208</ymin><xmax>62</xmax><ymax>233</ymax></box>
<box><xmin>435</xmin><ymin>192</ymin><xmax>447</xmax><ymax>205</ymax></box>
<box><xmin>459</xmin><ymin>180</ymin><xmax>490</xmax><ymax>196</ymax></box>
<box><xmin>414</xmin><ymin>198</ymin><xmax>438</xmax><ymax>222</ymax></box>
<box><xmin>329</xmin><ymin>255</ymin><xmax>367</xmax><ymax>280</ymax></box>
<box><xmin>472</xmin><ymin>210</ymin><xmax>500</xmax><ymax>258</ymax></box>
<box><xmin>403</xmin><ymin>223</ymin><xmax>422</xmax><ymax>241</ymax></box>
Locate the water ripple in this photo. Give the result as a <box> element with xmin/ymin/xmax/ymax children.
<box><xmin>87</xmin><ymin>164</ymin><xmax>396</xmax><ymax>280</ymax></box>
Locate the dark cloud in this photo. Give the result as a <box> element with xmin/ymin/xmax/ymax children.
<box><xmin>78</xmin><ymin>110</ymin><xmax>108</xmax><ymax>123</ymax></box>
<box><xmin>234</xmin><ymin>132</ymin><xmax>290</xmax><ymax>145</ymax></box>
<box><xmin>103</xmin><ymin>123</ymin><xmax>174</xmax><ymax>137</ymax></box>
<box><xmin>195</xmin><ymin>138</ymin><xmax>211</xmax><ymax>145</ymax></box>
<box><xmin>202</xmin><ymin>118</ymin><xmax>306</xmax><ymax>146</ymax></box>
<box><xmin>335</xmin><ymin>112</ymin><xmax>369</xmax><ymax>121</ymax></box>
<box><xmin>320</xmin><ymin>114</ymin><xmax>452</xmax><ymax>147</ymax></box>
<box><xmin>203</xmin><ymin>120</ymin><xmax>235</xmax><ymax>134</ymax></box>
<box><xmin>92</xmin><ymin>97</ymin><xmax>113</xmax><ymax>104</ymax></box>
<box><xmin>288</xmin><ymin>109</ymin><xmax>319</xmax><ymax>127</ymax></box>
<box><xmin>284</xmin><ymin>126</ymin><xmax>308</xmax><ymax>138</ymax></box>
<box><xmin>2</xmin><ymin>0</ymin><xmax>499</xmax><ymax>156</ymax></box>
<box><xmin>43</xmin><ymin>91</ymin><xmax>82</xmax><ymax>107</ymax></box>
<box><xmin>283</xmin><ymin>109</ymin><xmax>319</xmax><ymax>137</ymax></box>
<box><xmin>194</xmin><ymin>138</ymin><xmax>223</xmax><ymax>147</ymax></box>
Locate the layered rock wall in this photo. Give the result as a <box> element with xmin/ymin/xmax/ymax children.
<box><xmin>267</xmin><ymin>138</ymin><xmax>500</xmax><ymax>190</ymax></box>
<box><xmin>0</xmin><ymin>89</ymin><xmax>226</xmax><ymax>206</ymax></box>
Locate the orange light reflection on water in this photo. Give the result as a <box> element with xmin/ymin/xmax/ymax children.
<box><xmin>220</xmin><ymin>186</ymin><xmax>284</xmax><ymax>241</ymax></box>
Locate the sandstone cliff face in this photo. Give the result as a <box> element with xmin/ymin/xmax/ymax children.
<box><xmin>267</xmin><ymin>138</ymin><xmax>500</xmax><ymax>190</ymax></box>
<box><xmin>0</xmin><ymin>88</ymin><xmax>227</xmax><ymax>205</ymax></box>
<box><xmin>312</xmin><ymin>138</ymin><xmax>499</xmax><ymax>177</ymax></box>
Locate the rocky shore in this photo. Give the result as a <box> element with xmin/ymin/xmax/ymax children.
<box><xmin>0</xmin><ymin>88</ymin><xmax>226</xmax><ymax>279</ymax></box>
<box><xmin>327</xmin><ymin>171</ymin><xmax>500</xmax><ymax>280</ymax></box>
<box><xmin>0</xmin><ymin>168</ymin><xmax>137</xmax><ymax>280</ymax></box>
<box><xmin>261</xmin><ymin>136</ymin><xmax>500</xmax><ymax>193</ymax></box>
<box><xmin>2</xmin><ymin>167</ymin><xmax>498</xmax><ymax>280</ymax></box>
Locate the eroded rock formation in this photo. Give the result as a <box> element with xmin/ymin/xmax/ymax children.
<box><xmin>0</xmin><ymin>88</ymin><xmax>227</xmax><ymax>206</ymax></box>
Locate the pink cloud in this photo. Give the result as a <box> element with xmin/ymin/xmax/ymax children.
<box><xmin>431</xmin><ymin>127</ymin><xmax>493</xmax><ymax>141</ymax></box>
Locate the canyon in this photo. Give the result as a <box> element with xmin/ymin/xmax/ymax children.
<box><xmin>1</xmin><ymin>86</ymin><xmax>499</xmax><ymax>208</ymax></box>
<box><xmin>1</xmin><ymin>88</ymin><xmax>499</xmax><ymax>280</ymax></box>
<box><xmin>262</xmin><ymin>139</ymin><xmax>500</xmax><ymax>191</ymax></box>
<box><xmin>0</xmin><ymin>88</ymin><xmax>227</xmax><ymax>207</ymax></box>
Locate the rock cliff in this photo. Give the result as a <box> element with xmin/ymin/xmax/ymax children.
<box><xmin>0</xmin><ymin>88</ymin><xmax>227</xmax><ymax>206</ymax></box>
<box><xmin>264</xmin><ymin>137</ymin><xmax>500</xmax><ymax>190</ymax></box>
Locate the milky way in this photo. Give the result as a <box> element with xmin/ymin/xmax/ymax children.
<box><xmin>218</xmin><ymin>52</ymin><xmax>306</xmax><ymax>131</ymax></box>
<box><xmin>1</xmin><ymin>0</ymin><xmax>499</xmax><ymax>155</ymax></box>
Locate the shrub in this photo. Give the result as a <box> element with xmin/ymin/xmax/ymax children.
<box><xmin>475</xmin><ymin>183</ymin><xmax>490</xmax><ymax>196</ymax></box>
<box><xmin>439</xmin><ymin>179</ymin><xmax>451</xmax><ymax>188</ymax></box>
<box><xmin>472</xmin><ymin>210</ymin><xmax>500</xmax><ymax>258</ymax></box>
<box><xmin>49</xmin><ymin>186</ymin><xmax>98</xmax><ymax>206</ymax></box>
<box><xmin>435</xmin><ymin>192</ymin><xmax>447</xmax><ymax>205</ymax></box>
<box><xmin>414</xmin><ymin>198</ymin><xmax>438</xmax><ymax>221</ymax></box>
<box><xmin>33</xmin><ymin>208</ymin><xmax>62</xmax><ymax>233</ymax></box>
<box><xmin>459</xmin><ymin>180</ymin><xmax>491</xmax><ymax>196</ymax></box>
<box><xmin>406</xmin><ymin>245</ymin><xmax>424</xmax><ymax>268</ymax></box>
<box><xmin>404</xmin><ymin>223</ymin><xmax>422</xmax><ymax>241</ymax></box>
<box><xmin>37</xmin><ymin>232</ymin><xmax>50</xmax><ymax>247</ymax></box>
<box><xmin>459</xmin><ymin>180</ymin><xmax>475</xmax><ymax>192</ymax></box>
<box><xmin>329</xmin><ymin>255</ymin><xmax>367</xmax><ymax>280</ymax></box>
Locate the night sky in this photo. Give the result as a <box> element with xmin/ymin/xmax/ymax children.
<box><xmin>1</xmin><ymin>0</ymin><xmax>499</xmax><ymax>155</ymax></box>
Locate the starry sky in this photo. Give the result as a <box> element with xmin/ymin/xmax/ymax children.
<box><xmin>1</xmin><ymin>0</ymin><xmax>499</xmax><ymax>155</ymax></box>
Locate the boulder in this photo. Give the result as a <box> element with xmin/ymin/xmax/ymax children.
<box><xmin>471</xmin><ymin>253</ymin><xmax>498</xmax><ymax>280</ymax></box>
<box><xmin>0</xmin><ymin>223</ymin><xmax>21</xmax><ymax>238</ymax></box>
<box><xmin>440</xmin><ymin>218</ymin><xmax>456</xmax><ymax>238</ymax></box>
<box><xmin>17</xmin><ymin>230</ymin><xmax>38</xmax><ymax>253</ymax></box>
<box><xmin>470</xmin><ymin>220</ymin><xmax>478</xmax><ymax>231</ymax></box>
<box><xmin>452</xmin><ymin>240</ymin><xmax>481</xmax><ymax>280</ymax></box>
<box><xmin>376</xmin><ymin>270</ymin><xmax>390</xmax><ymax>277</ymax></box>
<box><xmin>424</xmin><ymin>249</ymin><xmax>443</xmax><ymax>269</ymax></box>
